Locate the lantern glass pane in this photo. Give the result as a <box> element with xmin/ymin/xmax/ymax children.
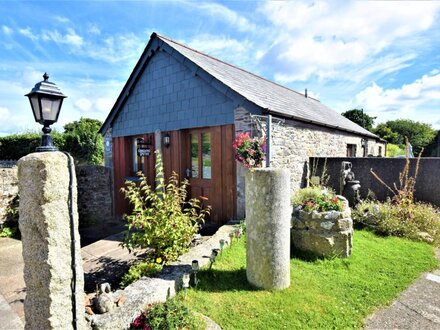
<box><xmin>41</xmin><ymin>97</ymin><xmax>61</xmax><ymax>121</ymax></box>
<box><xmin>30</xmin><ymin>95</ymin><xmax>41</xmax><ymax>121</ymax></box>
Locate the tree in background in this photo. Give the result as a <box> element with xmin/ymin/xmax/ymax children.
<box><xmin>374</xmin><ymin>119</ymin><xmax>436</xmax><ymax>156</ymax></box>
<box><xmin>341</xmin><ymin>109</ymin><xmax>376</xmax><ymax>131</ymax></box>
<box><xmin>373</xmin><ymin>124</ymin><xmax>400</xmax><ymax>145</ymax></box>
<box><xmin>63</xmin><ymin>117</ymin><xmax>104</xmax><ymax>165</ymax></box>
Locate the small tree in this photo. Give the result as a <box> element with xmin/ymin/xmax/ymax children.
<box><xmin>122</xmin><ymin>151</ymin><xmax>210</xmax><ymax>263</ymax></box>
<box><xmin>341</xmin><ymin>109</ymin><xmax>376</xmax><ymax>131</ymax></box>
<box><xmin>63</xmin><ymin>117</ymin><xmax>104</xmax><ymax>165</ymax></box>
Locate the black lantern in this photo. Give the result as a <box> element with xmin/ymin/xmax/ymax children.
<box><xmin>163</xmin><ymin>132</ymin><xmax>171</xmax><ymax>148</ymax></box>
<box><xmin>25</xmin><ymin>73</ymin><xmax>67</xmax><ymax>152</ymax></box>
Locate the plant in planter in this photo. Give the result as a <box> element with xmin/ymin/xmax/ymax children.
<box><xmin>233</xmin><ymin>132</ymin><xmax>265</xmax><ymax>169</ymax></box>
<box><xmin>291</xmin><ymin>187</ymin><xmax>353</xmax><ymax>258</ymax></box>
<box><xmin>130</xmin><ymin>297</ymin><xmax>205</xmax><ymax>330</ymax></box>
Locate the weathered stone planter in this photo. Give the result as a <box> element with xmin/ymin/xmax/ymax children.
<box><xmin>291</xmin><ymin>197</ymin><xmax>353</xmax><ymax>258</ymax></box>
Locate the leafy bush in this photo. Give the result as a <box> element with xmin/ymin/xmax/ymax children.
<box><xmin>359</xmin><ymin>142</ymin><xmax>440</xmax><ymax>245</ymax></box>
<box><xmin>130</xmin><ymin>298</ymin><xmax>204</xmax><ymax>330</ymax></box>
<box><xmin>386</xmin><ymin>143</ymin><xmax>406</xmax><ymax>158</ymax></box>
<box><xmin>353</xmin><ymin>200</ymin><xmax>440</xmax><ymax>245</ymax></box>
<box><xmin>120</xmin><ymin>260</ymin><xmax>163</xmax><ymax>288</ymax></box>
<box><xmin>292</xmin><ymin>186</ymin><xmax>345</xmax><ymax>212</ymax></box>
<box><xmin>0</xmin><ymin>131</ymin><xmax>64</xmax><ymax>160</ymax></box>
<box><xmin>0</xmin><ymin>226</ymin><xmax>17</xmax><ymax>238</ymax></box>
<box><xmin>122</xmin><ymin>151</ymin><xmax>210</xmax><ymax>264</ymax></box>
<box><xmin>63</xmin><ymin>117</ymin><xmax>104</xmax><ymax>165</ymax></box>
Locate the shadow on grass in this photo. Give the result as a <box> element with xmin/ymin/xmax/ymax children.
<box><xmin>190</xmin><ymin>267</ymin><xmax>262</xmax><ymax>293</ymax></box>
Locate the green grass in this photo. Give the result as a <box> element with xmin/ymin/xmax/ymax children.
<box><xmin>185</xmin><ymin>230</ymin><xmax>437</xmax><ymax>329</ymax></box>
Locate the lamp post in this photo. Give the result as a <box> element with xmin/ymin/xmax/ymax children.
<box><xmin>25</xmin><ymin>73</ymin><xmax>67</xmax><ymax>152</ymax></box>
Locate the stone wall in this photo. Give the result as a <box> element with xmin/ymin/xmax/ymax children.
<box><xmin>76</xmin><ymin>165</ymin><xmax>113</xmax><ymax>226</ymax></box>
<box><xmin>271</xmin><ymin>118</ymin><xmax>385</xmax><ymax>195</ymax></box>
<box><xmin>311</xmin><ymin>157</ymin><xmax>440</xmax><ymax>207</ymax></box>
<box><xmin>233</xmin><ymin>108</ymin><xmax>385</xmax><ymax>217</ymax></box>
<box><xmin>0</xmin><ymin>166</ymin><xmax>18</xmax><ymax>225</ymax></box>
<box><xmin>0</xmin><ymin>164</ymin><xmax>113</xmax><ymax>226</ymax></box>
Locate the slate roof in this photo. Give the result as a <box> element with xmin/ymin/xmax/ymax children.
<box><xmin>101</xmin><ymin>33</ymin><xmax>379</xmax><ymax>139</ymax></box>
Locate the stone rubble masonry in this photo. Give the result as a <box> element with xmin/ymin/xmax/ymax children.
<box><xmin>233</xmin><ymin>107</ymin><xmax>385</xmax><ymax>218</ymax></box>
<box><xmin>0</xmin><ymin>167</ymin><xmax>18</xmax><ymax>225</ymax></box>
<box><xmin>18</xmin><ymin>151</ymin><xmax>86</xmax><ymax>329</ymax></box>
<box><xmin>291</xmin><ymin>198</ymin><xmax>353</xmax><ymax>258</ymax></box>
<box><xmin>0</xmin><ymin>163</ymin><xmax>113</xmax><ymax>226</ymax></box>
<box><xmin>89</xmin><ymin>225</ymin><xmax>235</xmax><ymax>330</ymax></box>
<box><xmin>76</xmin><ymin>165</ymin><xmax>113</xmax><ymax>226</ymax></box>
<box><xmin>245</xmin><ymin>168</ymin><xmax>291</xmax><ymax>290</ymax></box>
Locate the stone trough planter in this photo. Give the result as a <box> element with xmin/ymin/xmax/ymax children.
<box><xmin>291</xmin><ymin>197</ymin><xmax>353</xmax><ymax>258</ymax></box>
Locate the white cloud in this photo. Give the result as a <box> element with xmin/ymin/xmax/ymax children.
<box><xmin>74</xmin><ymin>98</ymin><xmax>93</xmax><ymax>112</ymax></box>
<box><xmin>41</xmin><ymin>28</ymin><xmax>83</xmax><ymax>47</ymax></box>
<box><xmin>0</xmin><ymin>106</ymin><xmax>10</xmax><ymax>117</ymax></box>
<box><xmin>18</xmin><ymin>27</ymin><xmax>38</xmax><ymax>40</ymax></box>
<box><xmin>187</xmin><ymin>2</ymin><xmax>257</xmax><ymax>32</ymax></box>
<box><xmin>54</xmin><ymin>16</ymin><xmax>70</xmax><ymax>23</ymax></box>
<box><xmin>258</xmin><ymin>1</ymin><xmax>440</xmax><ymax>83</ymax></box>
<box><xmin>2</xmin><ymin>25</ymin><xmax>13</xmax><ymax>35</ymax></box>
<box><xmin>186</xmin><ymin>34</ymin><xmax>254</xmax><ymax>68</ymax></box>
<box><xmin>354</xmin><ymin>72</ymin><xmax>440</xmax><ymax>127</ymax></box>
<box><xmin>96</xmin><ymin>98</ymin><xmax>114</xmax><ymax>113</ymax></box>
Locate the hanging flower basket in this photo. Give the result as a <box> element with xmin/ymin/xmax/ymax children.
<box><xmin>233</xmin><ymin>132</ymin><xmax>266</xmax><ymax>170</ymax></box>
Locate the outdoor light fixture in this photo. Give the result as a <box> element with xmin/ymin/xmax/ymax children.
<box><xmin>182</xmin><ymin>273</ymin><xmax>190</xmax><ymax>289</ymax></box>
<box><xmin>163</xmin><ymin>132</ymin><xmax>171</xmax><ymax>148</ymax></box>
<box><xmin>219</xmin><ymin>239</ymin><xmax>227</xmax><ymax>252</ymax></box>
<box><xmin>229</xmin><ymin>231</ymin><xmax>234</xmax><ymax>244</ymax></box>
<box><xmin>191</xmin><ymin>260</ymin><xmax>200</xmax><ymax>288</ymax></box>
<box><xmin>25</xmin><ymin>73</ymin><xmax>67</xmax><ymax>152</ymax></box>
<box><xmin>209</xmin><ymin>248</ymin><xmax>219</xmax><ymax>270</ymax></box>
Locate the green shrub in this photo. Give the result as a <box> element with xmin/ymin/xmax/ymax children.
<box><xmin>0</xmin><ymin>131</ymin><xmax>64</xmax><ymax>160</ymax></box>
<box><xmin>353</xmin><ymin>200</ymin><xmax>440</xmax><ymax>245</ymax></box>
<box><xmin>130</xmin><ymin>297</ymin><xmax>205</xmax><ymax>330</ymax></box>
<box><xmin>120</xmin><ymin>261</ymin><xmax>163</xmax><ymax>288</ymax></box>
<box><xmin>0</xmin><ymin>226</ymin><xmax>17</xmax><ymax>238</ymax></box>
<box><xmin>122</xmin><ymin>151</ymin><xmax>210</xmax><ymax>264</ymax></box>
<box><xmin>292</xmin><ymin>186</ymin><xmax>344</xmax><ymax>212</ymax></box>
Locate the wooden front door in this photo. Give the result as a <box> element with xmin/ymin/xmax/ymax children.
<box><xmin>185</xmin><ymin>127</ymin><xmax>222</xmax><ymax>224</ymax></box>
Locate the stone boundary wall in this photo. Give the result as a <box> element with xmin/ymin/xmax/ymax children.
<box><xmin>76</xmin><ymin>165</ymin><xmax>114</xmax><ymax>226</ymax></box>
<box><xmin>311</xmin><ymin>157</ymin><xmax>440</xmax><ymax>207</ymax></box>
<box><xmin>0</xmin><ymin>164</ymin><xmax>113</xmax><ymax>225</ymax></box>
<box><xmin>0</xmin><ymin>167</ymin><xmax>18</xmax><ymax>225</ymax></box>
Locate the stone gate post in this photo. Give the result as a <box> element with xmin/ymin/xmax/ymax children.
<box><xmin>18</xmin><ymin>152</ymin><xmax>85</xmax><ymax>329</ymax></box>
<box><xmin>245</xmin><ymin>168</ymin><xmax>291</xmax><ymax>290</ymax></box>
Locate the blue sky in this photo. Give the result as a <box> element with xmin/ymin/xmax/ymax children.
<box><xmin>1</xmin><ymin>1</ymin><xmax>439</xmax><ymax>136</ymax></box>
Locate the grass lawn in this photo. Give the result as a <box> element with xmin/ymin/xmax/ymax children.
<box><xmin>185</xmin><ymin>230</ymin><xmax>438</xmax><ymax>329</ymax></box>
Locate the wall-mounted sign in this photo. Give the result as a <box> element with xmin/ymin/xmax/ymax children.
<box><xmin>137</xmin><ymin>147</ymin><xmax>151</xmax><ymax>157</ymax></box>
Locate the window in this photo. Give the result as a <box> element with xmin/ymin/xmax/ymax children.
<box><xmin>378</xmin><ymin>146</ymin><xmax>383</xmax><ymax>157</ymax></box>
<box><xmin>346</xmin><ymin>144</ymin><xmax>357</xmax><ymax>157</ymax></box>
<box><xmin>190</xmin><ymin>132</ymin><xmax>212</xmax><ymax>179</ymax></box>
<box><xmin>190</xmin><ymin>134</ymin><xmax>199</xmax><ymax>178</ymax></box>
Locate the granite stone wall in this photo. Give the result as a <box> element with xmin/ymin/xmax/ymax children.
<box><xmin>234</xmin><ymin>108</ymin><xmax>385</xmax><ymax>217</ymax></box>
<box><xmin>0</xmin><ymin>166</ymin><xmax>18</xmax><ymax>225</ymax></box>
<box><xmin>0</xmin><ymin>164</ymin><xmax>113</xmax><ymax>226</ymax></box>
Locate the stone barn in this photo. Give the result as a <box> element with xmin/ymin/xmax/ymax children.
<box><xmin>100</xmin><ymin>32</ymin><xmax>385</xmax><ymax>225</ymax></box>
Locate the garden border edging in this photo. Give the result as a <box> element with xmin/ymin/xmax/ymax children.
<box><xmin>89</xmin><ymin>225</ymin><xmax>235</xmax><ymax>330</ymax></box>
